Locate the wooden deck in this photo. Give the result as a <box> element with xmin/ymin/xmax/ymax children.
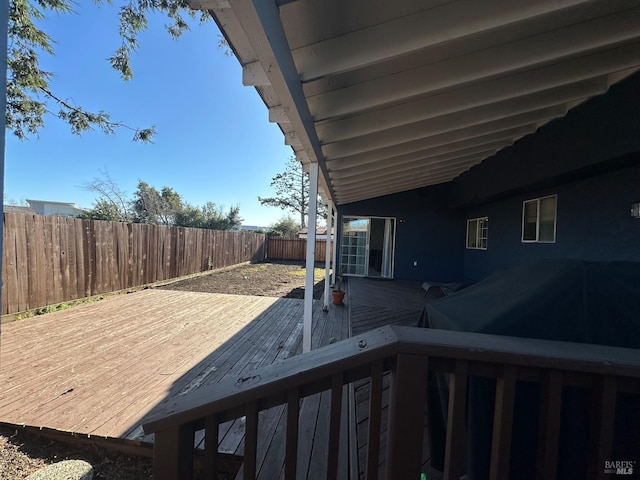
<box><xmin>0</xmin><ymin>287</ymin><xmax>348</xmax><ymax>477</ymax></box>
<box><xmin>346</xmin><ymin>277</ymin><xmax>431</xmax><ymax>479</ymax></box>
<box><xmin>0</xmin><ymin>277</ymin><xmax>431</xmax><ymax>478</ymax></box>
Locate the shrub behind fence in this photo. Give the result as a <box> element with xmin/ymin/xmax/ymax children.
<box><xmin>1</xmin><ymin>213</ymin><xmax>266</xmax><ymax>315</ymax></box>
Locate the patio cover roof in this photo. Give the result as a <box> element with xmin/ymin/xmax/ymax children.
<box><xmin>191</xmin><ymin>0</ymin><xmax>640</xmax><ymax>206</ymax></box>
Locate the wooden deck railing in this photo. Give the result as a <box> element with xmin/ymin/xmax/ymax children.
<box><xmin>142</xmin><ymin>326</ymin><xmax>640</xmax><ymax>480</ymax></box>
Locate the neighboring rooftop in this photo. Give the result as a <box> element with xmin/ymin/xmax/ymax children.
<box><xmin>25</xmin><ymin>199</ymin><xmax>86</xmax><ymax>218</ymax></box>
<box><xmin>3</xmin><ymin>205</ymin><xmax>35</xmax><ymax>215</ymax></box>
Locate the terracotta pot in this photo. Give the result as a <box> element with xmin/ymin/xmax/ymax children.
<box><xmin>332</xmin><ymin>290</ymin><xmax>345</xmax><ymax>305</ymax></box>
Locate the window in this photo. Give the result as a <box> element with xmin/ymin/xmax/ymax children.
<box><xmin>466</xmin><ymin>217</ymin><xmax>488</xmax><ymax>249</ymax></box>
<box><xmin>522</xmin><ymin>195</ymin><xmax>557</xmax><ymax>242</ymax></box>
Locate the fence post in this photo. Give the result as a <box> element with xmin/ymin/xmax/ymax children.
<box><xmin>0</xmin><ymin>0</ymin><xmax>8</xmax><ymax>337</ymax></box>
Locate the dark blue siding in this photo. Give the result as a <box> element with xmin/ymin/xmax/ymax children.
<box><xmin>463</xmin><ymin>163</ymin><xmax>640</xmax><ymax>280</ymax></box>
<box><xmin>338</xmin><ymin>184</ymin><xmax>464</xmax><ymax>282</ymax></box>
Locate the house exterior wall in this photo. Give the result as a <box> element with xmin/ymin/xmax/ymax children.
<box><xmin>26</xmin><ymin>200</ymin><xmax>85</xmax><ymax>217</ymax></box>
<box><xmin>462</xmin><ymin>162</ymin><xmax>640</xmax><ymax>281</ymax></box>
<box><xmin>454</xmin><ymin>72</ymin><xmax>640</xmax><ymax>280</ymax></box>
<box><xmin>338</xmin><ymin>184</ymin><xmax>464</xmax><ymax>282</ymax></box>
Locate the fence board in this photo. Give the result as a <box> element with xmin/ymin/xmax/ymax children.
<box><xmin>26</xmin><ymin>215</ymin><xmax>40</xmax><ymax>308</ymax></box>
<box><xmin>1</xmin><ymin>213</ymin><xmax>267</xmax><ymax>315</ymax></box>
<box><xmin>65</xmin><ymin>218</ymin><xmax>79</xmax><ymax>301</ymax></box>
<box><xmin>267</xmin><ymin>238</ymin><xmax>331</xmax><ymax>263</ymax></box>
<box><xmin>16</xmin><ymin>214</ymin><xmax>30</xmax><ymax>313</ymax></box>
<box><xmin>47</xmin><ymin>217</ymin><xmax>62</xmax><ymax>306</ymax></box>
<box><xmin>58</xmin><ymin>217</ymin><xmax>71</xmax><ymax>303</ymax></box>
<box><xmin>3</xmin><ymin>213</ymin><xmax>19</xmax><ymax>314</ymax></box>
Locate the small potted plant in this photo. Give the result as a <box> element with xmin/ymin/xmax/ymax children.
<box><xmin>332</xmin><ymin>275</ymin><xmax>345</xmax><ymax>305</ymax></box>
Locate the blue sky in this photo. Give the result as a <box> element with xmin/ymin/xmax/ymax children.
<box><xmin>5</xmin><ymin>3</ymin><xmax>294</xmax><ymax>226</ymax></box>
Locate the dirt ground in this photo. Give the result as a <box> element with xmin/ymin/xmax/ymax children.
<box><xmin>158</xmin><ymin>260</ymin><xmax>327</xmax><ymax>299</ymax></box>
<box><xmin>0</xmin><ymin>426</ymin><xmax>153</xmax><ymax>480</ymax></box>
<box><xmin>0</xmin><ymin>261</ymin><xmax>328</xmax><ymax>479</ymax></box>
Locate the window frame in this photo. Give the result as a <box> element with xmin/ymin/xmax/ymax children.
<box><xmin>466</xmin><ymin>216</ymin><xmax>488</xmax><ymax>250</ymax></box>
<box><xmin>521</xmin><ymin>194</ymin><xmax>557</xmax><ymax>243</ymax></box>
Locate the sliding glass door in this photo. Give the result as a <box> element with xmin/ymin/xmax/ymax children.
<box><xmin>340</xmin><ymin>216</ymin><xmax>395</xmax><ymax>278</ymax></box>
<box><xmin>340</xmin><ymin>218</ymin><xmax>368</xmax><ymax>276</ymax></box>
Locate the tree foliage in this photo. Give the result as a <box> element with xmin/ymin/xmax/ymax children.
<box><xmin>80</xmin><ymin>169</ymin><xmax>132</xmax><ymax>221</ymax></box>
<box><xmin>132</xmin><ymin>181</ymin><xmax>183</xmax><ymax>225</ymax></box>
<box><xmin>258</xmin><ymin>156</ymin><xmax>326</xmax><ymax>229</ymax></box>
<box><xmin>7</xmin><ymin>0</ymin><xmax>209</xmax><ymax>141</ymax></box>
<box><xmin>174</xmin><ymin>202</ymin><xmax>243</xmax><ymax>231</ymax></box>
<box><xmin>78</xmin><ymin>198</ymin><xmax>127</xmax><ymax>222</ymax></box>
<box><xmin>80</xmin><ymin>172</ymin><xmax>242</xmax><ymax>230</ymax></box>
<box><xmin>267</xmin><ymin>216</ymin><xmax>299</xmax><ymax>238</ymax></box>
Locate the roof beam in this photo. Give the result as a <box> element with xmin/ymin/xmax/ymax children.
<box><xmin>335</xmin><ymin>172</ymin><xmax>466</xmax><ymax>203</ymax></box>
<box><xmin>291</xmin><ymin>0</ymin><xmax>594</xmax><ymax>81</ymax></box>
<box><xmin>317</xmin><ymin>77</ymin><xmax>608</xmax><ymax>143</ymax></box>
<box><xmin>284</xmin><ymin>132</ymin><xmax>302</xmax><ymax>147</ymax></box>
<box><xmin>322</xmin><ymin>106</ymin><xmax>566</xmax><ymax>160</ymax></box>
<box><xmin>336</xmin><ymin>160</ymin><xmax>485</xmax><ymax>191</ymax></box>
<box><xmin>188</xmin><ymin>0</ymin><xmax>230</xmax><ymax>9</ymax></box>
<box><xmin>268</xmin><ymin>106</ymin><xmax>290</xmax><ymax>123</ymax></box>
<box><xmin>331</xmin><ymin>152</ymin><xmax>495</xmax><ymax>187</ymax></box>
<box><xmin>338</xmin><ymin>168</ymin><xmax>467</xmax><ymax>195</ymax></box>
<box><xmin>329</xmin><ymin>141</ymin><xmax>512</xmax><ymax>180</ymax></box>
<box><xmin>242</xmin><ymin>61</ymin><xmax>269</xmax><ymax>86</ymax></box>
<box><xmin>308</xmin><ymin>41</ymin><xmax>640</xmax><ymax>120</ymax></box>
<box><xmin>326</xmin><ymin>125</ymin><xmax>537</xmax><ymax>168</ymax></box>
<box><xmin>229</xmin><ymin>0</ymin><xmax>335</xmax><ymax>202</ymax></box>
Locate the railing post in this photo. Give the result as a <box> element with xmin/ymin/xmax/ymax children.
<box><xmin>204</xmin><ymin>415</ymin><xmax>220</xmax><ymax>479</ymax></box>
<box><xmin>489</xmin><ymin>365</ymin><xmax>517</xmax><ymax>480</ymax></box>
<box><xmin>244</xmin><ymin>402</ymin><xmax>259</xmax><ymax>479</ymax></box>
<box><xmin>153</xmin><ymin>424</ymin><xmax>195</xmax><ymax>480</ymax></box>
<box><xmin>366</xmin><ymin>360</ymin><xmax>384</xmax><ymax>480</ymax></box>
<box><xmin>587</xmin><ymin>375</ymin><xmax>617</xmax><ymax>480</ymax></box>
<box><xmin>444</xmin><ymin>360</ymin><xmax>468</xmax><ymax>480</ymax></box>
<box><xmin>327</xmin><ymin>373</ymin><xmax>344</xmax><ymax>480</ymax></box>
<box><xmin>386</xmin><ymin>354</ymin><xmax>427</xmax><ymax>479</ymax></box>
<box><xmin>536</xmin><ymin>370</ymin><xmax>563</xmax><ymax>480</ymax></box>
<box><xmin>285</xmin><ymin>389</ymin><xmax>300</xmax><ymax>480</ymax></box>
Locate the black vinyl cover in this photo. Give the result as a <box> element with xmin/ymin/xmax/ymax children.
<box><xmin>421</xmin><ymin>259</ymin><xmax>640</xmax><ymax>479</ymax></box>
<box><xmin>424</xmin><ymin>258</ymin><xmax>640</xmax><ymax>348</ymax></box>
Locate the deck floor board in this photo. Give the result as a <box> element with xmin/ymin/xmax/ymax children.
<box><xmin>346</xmin><ymin>277</ymin><xmax>428</xmax><ymax>479</ymax></box>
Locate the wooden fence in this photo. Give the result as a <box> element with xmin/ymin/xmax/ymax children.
<box><xmin>266</xmin><ymin>237</ymin><xmax>331</xmax><ymax>263</ymax></box>
<box><xmin>1</xmin><ymin>213</ymin><xmax>267</xmax><ymax>315</ymax></box>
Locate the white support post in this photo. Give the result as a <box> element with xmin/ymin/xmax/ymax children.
<box><xmin>331</xmin><ymin>209</ymin><xmax>338</xmax><ymax>286</ymax></box>
<box><xmin>303</xmin><ymin>162</ymin><xmax>319</xmax><ymax>353</ymax></box>
<box><xmin>323</xmin><ymin>201</ymin><xmax>334</xmax><ymax>311</ymax></box>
